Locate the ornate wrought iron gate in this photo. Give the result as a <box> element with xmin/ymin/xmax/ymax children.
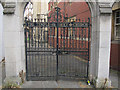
<box><xmin>24</xmin><ymin>7</ymin><xmax>91</xmax><ymax>81</ymax></box>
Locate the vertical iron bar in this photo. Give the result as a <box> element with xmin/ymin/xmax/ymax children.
<box><xmin>28</xmin><ymin>20</ymin><xmax>31</xmax><ymax>76</ymax></box>
<box><xmin>60</xmin><ymin>28</ymin><xmax>62</xmax><ymax>49</ymax></box>
<box><xmin>63</xmin><ymin>27</ymin><xmax>65</xmax><ymax>50</ymax></box>
<box><xmin>70</xmin><ymin>19</ymin><xmax>72</xmax><ymax>50</ymax></box>
<box><xmin>82</xmin><ymin>20</ymin><xmax>84</xmax><ymax>49</ymax></box>
<box><xmin>37</xmin><ymin>19</ymin><xmax>40</xmax><ymax>76</ymax></box>
<box><xmin>29</xmin><ymin>25</ymin><xmax>30</xmax><ymax>50</ymax></box>
<box><xmin>40</xmin><ymin>19</ymin><xmax>43</xmax><ymax>48</ymax></box>
<box><xmin>75</xmin><ymin>20</ymin><xmax>77</xmax><ymax>51</ymax></box>
<box><xmin>24</xmin><ymin>18</ymin><xmax>28</xmax><ymax>80</ymax></box>
<box><xmin>60</xmin><ymin>27</ymin><xmax>62</xmax><ymax>75</ymax></box>
<box><xmin>46</xmin><ymin>23</ymin><xmax>49</xmax><ymax>77</ymax></box>
<box><xmin>53</xmin><ymin>27</ymin><xmax>55</xmax><ymax>48</ymax></box>
<box><xmin>79</xmin><ymin>28</ymin><xmax>80</xmax><ymax>49</ymax></box>
<box><xmin>35</xmin><ymin>19</ymin><xmax>37</xmax><ymax>76</ymax></box>
<box><xmin>31</xmin><ymin>19</ymin><xmax>34</xmax><ymax>47</ymax></box>
<box><xmin>65</xmin><ymin>27</ymin><xmax>67</xmax><ymax>51</ymax></box>
<box><xmin>67</xmin><ymin>27</ymin><xmax>68</xmax><ymax>50</ymax></box>
<box><xmin>85</xmin><ymin>19</ymin><xmax>87</xmax><ymax>49</ymax></box>
<box><xmin>38</xmin><ymin>19</ymin><xmax>40</xmax><ymax>48</ymax></box>
<box><xmin>56</xmin><ymin>7</ymin><xmax>59</xmax><ymax>78</ymax></box>
<box><xmin>31</xmin><ymin>20</ymin><xmax>33</xmax><ymax>76</ymax></box>
<box><xmin>40</xmin><ymin>25</ymin><xmax>42</xmax><ymax>76</ymax></box>
<box><xmin>87</xmin><ymin>18</ymin><xmax>90</xmax><ymax>78</ymax></box>
<box><xmin>43</xmin><ymin>18</ymin><xmax>46</xmax><ymax>76</ymax></box>
<box><xmin>35</xmin><ymin>19</ymin><xmax>37</xmax><ymax>49</ymax></box>
<box><xmin>31</xmin><ymin>22</ymin><xmax>34</xmax><ymax>77</ymax></box>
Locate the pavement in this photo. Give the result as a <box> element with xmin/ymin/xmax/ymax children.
<box><xmin>110</xmin><ymin>69</ymin><xmax>120</xmax><ymax>89</ymax></box>
<box><xmin>15</xmin><ymin>69</ymin><xmax>120</xmax><ymax>89</ymax></box>
<box><xmin>20</xmin><ymin>69</ymin><xmax>120</xmax><ymax>89</ymax></box>
<box><xmin>0</xmin><ymin>62</ymin><xmax>2</xmax><ymax>90</ymax></box>
<box><xmin>0</xmin><ymin>60</ymin><xmax>120</xmax><ymax>89</ymax></box>
<box><xmin>21</xmin><ymin>80</ymin><xmax>93</xmax><ymax>88</ymax></box>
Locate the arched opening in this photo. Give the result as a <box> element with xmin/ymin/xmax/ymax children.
<box><xmin>24</xmin><ymin>2</ymin><xmax>33</xmax><ymax>20</ymax></box>
<box><xmin>23</xmin><ymin>0</ymin><xmax>92</xmax><ymax>81</ymax></box>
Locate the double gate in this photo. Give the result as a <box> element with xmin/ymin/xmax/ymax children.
<box><xmin>24</xmin><ymin>7</ymin><xmax>91</xmax><ymax>81</ymax></box>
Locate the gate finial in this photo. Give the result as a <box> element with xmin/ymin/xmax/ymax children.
<box><xmin>55</xmin><ymin>7</ymin><xmax>60</xmax><ymax>12</ymax></box>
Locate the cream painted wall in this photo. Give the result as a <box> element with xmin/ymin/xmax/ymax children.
<box><xmin>32</xmin><ymin>0</ymin><xmax>48</xmax><ymax>19</ymax></box>
<box><xmin>112</xmin><ymin>2</ymin><xmax>120</xmax><ymax>10</ymax></box>
<box><xmin>32</xmin><ymin>2</ymin><xmax>41</xmax><ymax>19</ymax></box>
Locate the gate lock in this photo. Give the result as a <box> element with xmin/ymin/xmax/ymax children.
<box><xmin>52</xmin><ymin>51</ymin><xmax>69</xmax><ymax>55</ymax></box>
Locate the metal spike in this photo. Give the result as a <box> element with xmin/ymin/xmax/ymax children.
<box><xmin>34</xmin><ymin>18</ymin><xmax>36</xmax><ymax>22</ymax></box>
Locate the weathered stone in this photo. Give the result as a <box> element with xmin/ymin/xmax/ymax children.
<box><xmin>3</xmin><ymin>1</ymin><xmax>26</xmax><ymax>83</ymax></box>
<box><xmin>2</xmin><ymin>2</ymin><xmax>16</xmax><ymax>14</ymax></box>
<box><xmin>99</xmin><ymin>3</ymin><xmax>112</xmax><ymax>14</ymax></box>
<box><xmin>95</xmin><ymin>78</ymin><xmax>111</xmax><ymax>88</ymax></box>
<box><xmin>99</xmin><ymin>7</ymin><xmax>112</xmax><ymax>14</ymax></box>
<box><xmin>3</xmin><ymin>8</ymin><xmax>15</xmax><ymax>14</ymax></box>
<box><xmin>3</xmin><ymin>2</ymin><xmax>15</xmax><ymax>8</ymax></box>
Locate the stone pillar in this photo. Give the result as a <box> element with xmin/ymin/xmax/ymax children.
<box><xmin>2</xmin><ymin>1</ymin><xmax>26</xmax><ymax>82</ymax></box>
<box><xmin>89</xmin><ymin>2</ymin><xmax>112</xmax><ymax>88</ymax></box>
<box><xmin>0</xmin><ymin>3</ymin><xmax>4</xmax><ymax>62</ymax></box>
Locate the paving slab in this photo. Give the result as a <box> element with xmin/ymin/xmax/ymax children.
<box><xmin>57</xmin><ymin>80</ymin><xmax>81</xmax><ymax>88</ymax></box>
<box><xmin>110</xmin><ymin>69</ymin><xmax>120</xmax><ymax>89</ymax></box>
<box><xmin>42</xmin><ymin>81</ymin><xmax>58</xmax><ymax>88</ymax></box>
<box><xmin>21</xmin><ymin>80</ymin><xmax>93</xmax><ymax>88</ymax></box>
<box><xmin>21</xmin><ymin>81</ymin><xmax>45</xmax><ymax>88</ymax></box>
<box><xmin>78</xmin><ymin>81</ymin><xmax>93</xmax><ymax>88</ymax></box>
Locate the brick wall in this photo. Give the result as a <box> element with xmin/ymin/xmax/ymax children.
<box><xmin>48</xmin><ymin>1</ymin><xmax>91</xmax><ymax>60</ymax></box>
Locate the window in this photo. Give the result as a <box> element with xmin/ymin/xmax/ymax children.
<box><xmin>69</xmin><ymin>0</ymin><xmax>72</xmax><ymax>5</ymax></box>
<box><xmin>68</xmin><ymin>28</ymin><xmax>76</xmax><ymax>39</ymax></box>
<box><xmin>54</xmin><ymin>2</ymin><xmax>58</xmax><ymax>7</ymax></box>
<box><xmin>67</xmin><ymin>16</ymin><xmax>76</xmax><ymax>39</ymax></box>
<box><xmin>115</xmin><ymin>10</ymin><xmax>120</xmax><ymax>40</ymax></box>
<box><xmin>24</xmin><ymin>2</ymin><xmax>33</xmax><ymax>20</ymax></box>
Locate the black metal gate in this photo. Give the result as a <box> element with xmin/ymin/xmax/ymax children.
<box><xmin>24</xmin><ymin>7</ymin><xmax>91</xmax><ymax>81</ymax></box>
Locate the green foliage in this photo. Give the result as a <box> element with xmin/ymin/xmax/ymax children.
<box><xmin>2</xmin><ymin>81</ymin><xmax>20</xmax><ymax>88</ymax></box>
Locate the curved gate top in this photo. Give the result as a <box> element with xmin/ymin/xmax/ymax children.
<box><xmin>24</xmin><ymin>7</ymin><xmax>91</xmax><ymax>81</ymax></box>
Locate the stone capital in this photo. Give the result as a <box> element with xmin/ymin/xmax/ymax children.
<box><xmin>1</xmin><ymin>2</ymin><xmax>16</xmax><ymax>14</ymax></box>
<box><xmin>99</xmin><ymin>3</ymin><xmax>112</xmax><ymax>14</ymax></box>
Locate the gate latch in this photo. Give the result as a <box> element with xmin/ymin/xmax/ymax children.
<box><xmin>57</xmin><ymin>51</ymin><xmax>68</xmax><ymax>55</ymax></box>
